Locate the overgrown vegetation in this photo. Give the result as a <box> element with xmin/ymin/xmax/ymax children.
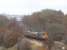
<box><xmin>0</xmin><ymin>9</ymin><xmax>67</xmax><ymax>50</ymax></box>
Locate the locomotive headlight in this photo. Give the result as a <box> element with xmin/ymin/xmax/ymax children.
<box><xmin>62</xmin><ymin>46</ymin><xmax>65</xmax><ymax>50</ymax></box>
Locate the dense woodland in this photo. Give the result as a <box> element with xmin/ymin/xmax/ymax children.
<box><xmin>0</xmin><ymin>9</ymin><xmax>65</xmax><ymax>41</ymax></box>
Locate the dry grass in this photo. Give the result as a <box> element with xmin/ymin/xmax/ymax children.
<box><xmin>0</xmin><ymin>45</ymin><xmax>17</xmax><ymax>50</ymax></box>
<box><xmin>8</xmin><ymin>45</ymin><xmax>17</xmax><ymax>50</ymax></box>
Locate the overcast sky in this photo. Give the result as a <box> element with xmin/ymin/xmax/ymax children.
<box><xmin>0</xmin><ymin>0</ymin><xmax>66</xmax><ymax>15</ymax></box>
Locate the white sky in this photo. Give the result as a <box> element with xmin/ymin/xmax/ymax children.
<box><xmin>0</xmin><ymin>0</ymin><xmax>66</xmax><ymax>15</ymax></box>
